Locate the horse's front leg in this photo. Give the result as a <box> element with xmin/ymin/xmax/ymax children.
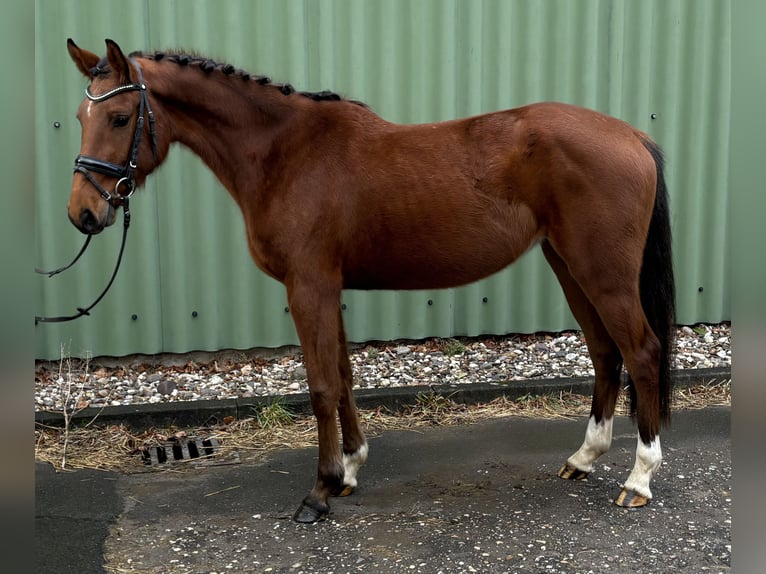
<box><xmin>287</xmin><ymin>278</ymin><xmax>346</xmax><ymax>523</ymax></box>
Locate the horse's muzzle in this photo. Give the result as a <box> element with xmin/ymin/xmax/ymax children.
<box><xmin>69</xmin><ymin>204</ymin><xmax>115</xmax><ymax>235</ymax></box>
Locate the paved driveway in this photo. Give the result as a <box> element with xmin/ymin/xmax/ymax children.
<box><xmin>36</xmin><ymin>406</ymin><xmax>730</xmax><ymax>573</ymax></box>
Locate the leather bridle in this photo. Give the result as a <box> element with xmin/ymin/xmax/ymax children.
<box><xmin>73</xmin><ymin>58</ymin><xmax>158</xmax><ymax>205</ymax></box>
<box><xmin>35</xmin><ymin>58</ymin><xmax>157</xmax><ymax>324</ymax></box>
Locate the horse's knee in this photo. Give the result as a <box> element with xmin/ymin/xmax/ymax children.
<box><xmin>309</xmin><ymin>387</ymin><xmax>341</xmax><ymax>415</ymax></box>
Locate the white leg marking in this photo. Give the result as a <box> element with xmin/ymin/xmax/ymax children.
<box><xmin>342</xmin><ymin>443</ymin><xmax>369</xmax><ymax>488</ymax></box>
<box><xmin>623</xmin><ymin>434</ymin><xmax>662</xmax><ymax>499</ymax></box>
<box><xmin>567</xmin><ymin>416</ymin><xmax>613</xmax><ymax>473</ymax></box>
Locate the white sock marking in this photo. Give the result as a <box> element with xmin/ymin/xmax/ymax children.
<box><xmin>623</xmin><ymin>434</ymin><xmax>662</xmax><ymax>499</ymax></box>
<box><xmin>567</xmin><ymin>416</ymin><xmax>613</xmax><ymax>473</ymax></box>
<box><xmin>342</xmin><ymin>443</ymin><xmax>369</xmax><ymax>488</ymax></box>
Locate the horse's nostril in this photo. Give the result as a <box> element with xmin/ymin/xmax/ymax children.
<box><xmin>79</xmin><ymin>209</ymin><xmax>99</xmax><ymax>233</ymax></box>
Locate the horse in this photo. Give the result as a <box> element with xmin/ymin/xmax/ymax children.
<box><xmin>64</xmin><ymin>39</ymin><xmax>675</xmax><ymax>523</ymax></box>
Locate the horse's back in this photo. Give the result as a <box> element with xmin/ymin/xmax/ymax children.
<box><xmin>338</xmin><ymin>103</ymin><xmax>654</xmax><ymax>288</ymax></box>
<box><xmin>254</xmin><ymin>100</ymin><xmax>657</xmax><ymax>290</ymax></box>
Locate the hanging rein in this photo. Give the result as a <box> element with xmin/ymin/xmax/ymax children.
<box><xmin>35</xmin><ymin>59</ymin><xmax>157</xmax><ymax>325</ymax></box>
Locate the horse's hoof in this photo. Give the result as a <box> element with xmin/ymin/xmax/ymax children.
<box><xmin>337</xmin><ymin>485</ymin><xmax>354</xmax><ymax>497</ymax></box>
<box><xmin>558</xmin><ymin>463</ymin><xmax>589</xmax><ymax>481</ymax></box>
<box><xmin>292</xmin><ymin>500</ymin><xmax>329</xmax><ymax>523</ymax></box>
<box><xmin>615</xmin><ymin>488</ymin><xmax>650</xmax><ymax>508</ymax></box>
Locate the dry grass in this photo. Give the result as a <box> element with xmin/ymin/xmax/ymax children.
<box><xmin>35</xmin><ymin>381</ymin><xmax>730</xmax><ymax>473</ymax></box>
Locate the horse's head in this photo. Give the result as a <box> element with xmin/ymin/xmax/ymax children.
<box><xmin>67</xmin><ymin>39</ymin><xmax>159</xmax><ymax>234</ymax></box>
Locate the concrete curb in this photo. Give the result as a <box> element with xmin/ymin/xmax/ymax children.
<box><xmin>34</xmin><ymin>366</ymin><xmax>731</xmax><ymax>430</ymax></box>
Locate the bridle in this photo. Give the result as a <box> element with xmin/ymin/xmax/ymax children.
<box><xmin>35</xmin><ymin>58</ymin><xmax>157</xmax><ymax>324</ymax></box>
<box><xmin>74</xmin><ymin>59</ymin><xmax>158</xmax><ymax>206</ymax></box>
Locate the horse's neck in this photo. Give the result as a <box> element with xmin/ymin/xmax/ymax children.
<box><xmin>146</xmin><ymin>61</ymin><xmax>301</xmax><ymax>194</ymax></box>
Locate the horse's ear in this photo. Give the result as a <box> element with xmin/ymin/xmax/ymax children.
<box><xmin>104</xmin><ymin>39</ymin><xmax>134</xmax><ymax>83</ymax></box>
<box><xmin>67</xmin><ymin>38</ymin><xmax>100</xmax><ymax>79</ymax></box>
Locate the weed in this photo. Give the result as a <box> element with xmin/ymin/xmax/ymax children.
<box><xmin>405</xmin><ymin>391</ymin><xmax>461</xmax><ymax>423</ymax></box>
<box><xmin>251</xmin><ymin>397</ymin><xmax>295</xmax><ymax>428</ymax></box>
<box><xmin>692</xmin><ymin>325</ymin><xmax>708</xmax><ymax>337</ymax></box>
<box><xmin>440</xmin><ymin>338</ymin><xmax>467</xmax><ymax>356</ymax></box>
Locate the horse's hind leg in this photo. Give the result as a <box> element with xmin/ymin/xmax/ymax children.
<box><xmin>542</xmin><ymin>241</ymin><xmax>623</xmax><ymax>480</ymax></box>
<box><xmin>336</xmin><ymin>308</ymin><xmax>368</xmax><ymax>496</ymax></box>
<box><xmin>548</xmin><ymin>239</ymin><xmax>664</xmax><ymax>508</ymax></box>
<box><xmin>591</xmin><ymin>293</ymin><xmax>663</xmax><ymax>508</ymax></box>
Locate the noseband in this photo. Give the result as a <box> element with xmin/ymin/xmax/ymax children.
<box><xmin>73</xmin><ymin>58</ymin><xmax>158</xmax><ymax>206</ymax></box>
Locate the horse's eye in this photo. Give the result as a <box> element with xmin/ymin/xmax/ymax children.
<box><xmin>112</xmin><ymin>115</ymin><xmax>130</xmax><ymax>128</ymax></box>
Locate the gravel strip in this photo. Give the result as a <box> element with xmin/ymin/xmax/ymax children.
<box><xmin>35</xmin><ymin>323</ymin><xmax>730</xmax><ymax>412</ymax></box>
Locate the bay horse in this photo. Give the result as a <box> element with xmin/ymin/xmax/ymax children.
<box><xmin>65</xmin><ymin>39</ymin><xmax>675</xmax><ymax>523</ymax></box>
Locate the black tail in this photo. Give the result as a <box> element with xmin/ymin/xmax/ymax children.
<box><xmin>630</xmin><ymin>138</ymin><xmax>676</xmax><ymax>425</ymax></box>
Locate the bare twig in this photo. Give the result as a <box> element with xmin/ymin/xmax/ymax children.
<box><xmin>55</xmin><ymin>346</ymin><xmax>97</xmax><ymax>470</ymax></box>
<box><xmin>204</xmin><ymin>485</ymin><xmax>241</xmax><ymax>497</ymax></box>
<box><xmin>59</xmin><ymin>344</ymin><xmax>71</xmax><ymax>470</ymax></box>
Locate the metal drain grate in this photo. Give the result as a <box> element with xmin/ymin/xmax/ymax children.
<box><xmin>141</xmin><ymin>436</ymin><xmax>235</xmax><ymax>467</ymax></box>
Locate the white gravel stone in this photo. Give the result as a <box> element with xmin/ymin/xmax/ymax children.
<box><xmin>34</xmin><ymin>324</ymin><xmax>731</xmax><ymax>411</ymax></box>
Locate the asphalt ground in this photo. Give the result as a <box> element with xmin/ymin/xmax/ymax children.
<box><xmin>35</xmin><ymin>368</ymin><xmax>731</xmax><ymax>574</ymax></box>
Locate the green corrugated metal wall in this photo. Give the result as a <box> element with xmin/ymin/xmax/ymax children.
<box><xmin>35</xmin><ymin>0</ymin><xmax>731</xmax><ymax>360</ymax></box>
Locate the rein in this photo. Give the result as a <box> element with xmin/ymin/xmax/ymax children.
<box><xmin>34</xmin><ymin>235</ymin><xmax>92</xmax><ymax>278</ymax></box>
<box><xmin>36</xmin><ymin>58</ymin><xmax>156</xmax><ymax>325</ymax></box>
<box><xmin>35</xmin><ymin>203</ymin><xmax>130</xmax><ymax>324</ymax></box>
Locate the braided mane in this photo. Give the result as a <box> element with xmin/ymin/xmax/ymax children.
<box><xmin>85</xmin><ymin>49</ymin><xmax>366</xmax><ymax>106</ymax></box>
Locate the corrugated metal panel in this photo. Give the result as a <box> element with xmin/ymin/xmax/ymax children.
<box><xmin>35</xmin><ymin>0</ymin><xmax>731</xmax><ymax>359</ymax></box>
